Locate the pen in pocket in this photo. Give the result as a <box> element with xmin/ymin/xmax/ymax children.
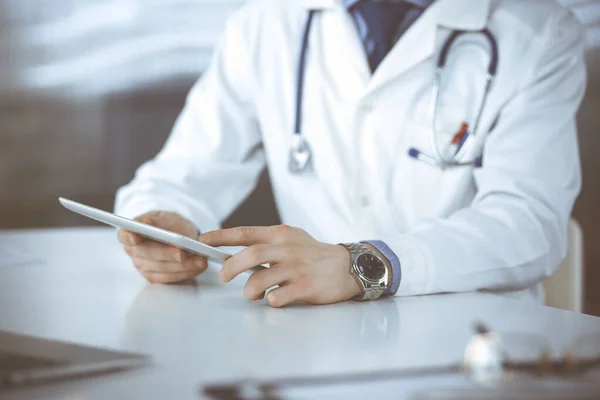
<box><xmin>451</xmin><ymin>122</ymin><xmax>470</xmax><ymax>155</ymax></box>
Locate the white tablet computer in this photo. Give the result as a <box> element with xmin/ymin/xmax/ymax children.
<box><xmin>59</xmin><ymin>197</ymin><xmax>234</xmax><ymax>262</ymax></box>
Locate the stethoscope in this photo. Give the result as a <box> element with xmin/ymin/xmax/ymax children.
<box><xmin>288</xmin><ymin>10</ymin><xmax>500</xmax><ymax>173</ymax></box>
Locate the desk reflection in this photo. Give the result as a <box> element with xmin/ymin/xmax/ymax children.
<box><xmin>120</xmin><ymin>275</ymin><xmax>401</xmax><ymax>376</ymax></box>
<box><xmin>224</xmin><ymin>298</ymin><xmax>401</xmax><ymax>373</ymax></box>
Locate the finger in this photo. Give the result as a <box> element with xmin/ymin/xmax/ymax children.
<box><xmin>133</xmin><ymin>256</ymin><xmax>208</xmax><ymax>274</ymax></box>
<box><xmin>140</xmin><ymin>269</ymin><xmax>203</xmax><ymax>285</ymax></box>
<box><xmin>118</xmin><ymin>229</ymin><xmax>142</xmax><ymax>246</ymax></box>
<box><xmin>125</xmin><ymin>241</ymin><xmax>188</xmax><ymax>262</ymax></box>
<box><xmin>243</xmin><ymin>266</ymin><xmax>292</xmax><ymax>300</ymax></box>
<box><xmin>137</xmin><ymin>211</ymin><xmax>183</xmax><ymax>232</ymax></box>
<box><xmin>221</xmin><ymin>245</ymin><xmax>286</xmax><ymax>282</ymax></box>
<box><xmin>199</xmin><ymin>225</ymin><xmax>294</xmax><ymax>247</ymax></box>
<box><xmin>117</xmin><ymin>212</ymin><xmax>166</xmax><ymax>246</ymax></box>
<box><xmin>135</xmin><ymin>212</ymin><xmax>162</xmax><ymax>226</ymax></box>
<box><xmin>266</xmin><ymin>284</ymin><xmax>302</xmax><ymax>308</ymax></box>
<box><xmin>199</xmin><ymin>226</ymin><xmax>272</xmax><ymax>247</ymax></box>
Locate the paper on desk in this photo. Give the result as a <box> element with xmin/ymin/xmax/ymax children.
<box><xmin>254</xmin><ymin>377</ymin><xmax>600</xmax><ymax>400</ymax></box>
<box><xmin>0</xmin><ymin>242</ymin><xmax>39</xmax><ymax>267</ymax></box>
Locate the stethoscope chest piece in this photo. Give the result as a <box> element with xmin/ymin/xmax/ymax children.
<box><xmin>288</xmin><ymin>134</ymin><xmax>312</xmax><ymax>173</ymax></box>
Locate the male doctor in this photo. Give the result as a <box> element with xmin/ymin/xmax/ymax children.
<box><xmin>115</xmin><ymin>0</ymin><xmax>586</xmax><ymax>307</ymax></box>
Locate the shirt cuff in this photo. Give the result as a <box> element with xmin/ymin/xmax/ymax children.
<box><xmin>363</xmin><ymin>240</ymin><xmax>401</xmax><ymax>296</ymax></box>
<box><xmin>380</xmin><ymin>234</ymin><xmax>433</xmax><ymax>296</ymax></box>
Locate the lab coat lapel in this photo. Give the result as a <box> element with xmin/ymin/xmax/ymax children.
<box><xmin>301</xmin><ymin>0</ymin><xmax>338</xmax><ymax>8</ymax></box>
<box><xmin>366</xmin><ymin>0</ymin><xmax>491</xmax><ymax>94</ymax></box>
<box><xmin>312</xmin><ymin>4</ymin><xmax>372</xmax><ymax>101</ymax></box>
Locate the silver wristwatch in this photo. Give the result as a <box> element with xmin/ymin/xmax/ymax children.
<box><xmin>340</xmin><ymin>243</ymin><xmax>388</xmax><ymax>301</ymax></box>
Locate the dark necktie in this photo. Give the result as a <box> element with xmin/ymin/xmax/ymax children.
<box><xmin>351</xmin><ymin>1</ymin><xmax>413</xmax><ymax>72</ymax></box>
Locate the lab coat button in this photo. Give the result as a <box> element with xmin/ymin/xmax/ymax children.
<box><xmin>360</xmin><ymin>104</ymin><xmax>373</xmax><ymax>114</ymax></box>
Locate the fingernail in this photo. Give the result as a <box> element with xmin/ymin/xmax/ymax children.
<box><xmin>196</xmin><ymin>259</ymin><xmax>206</xmax><ymax>269</ymax></box>
<box><xmin>220</xmin><ymin>270</ymin><xmax>226</xmax><ymax>282</ymax></box>
<box><xmin>267</xmin><ymin>292</ymin><xmax>275</xmax><ymax>304</ymax></box>
<box><xmin>129</xmin><ymin>235</ymin><xmax>136</xmax><ymax>245</ymax></box>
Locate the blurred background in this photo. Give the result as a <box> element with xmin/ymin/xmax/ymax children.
<box><xmin>0</xmin><ymin>0</ymin><xmax>598</xmax><ymax>314</ymax></box>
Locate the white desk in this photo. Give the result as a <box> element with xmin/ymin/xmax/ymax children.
<box><xmin>1</xmin><ymin>227</ymin><xmax>599</xmax><ymax>399</ymax></box>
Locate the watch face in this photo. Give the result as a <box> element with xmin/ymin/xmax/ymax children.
<box><xmin>356</xmin><ymin>253</ymin><xmax>386</xmax><ymax>281</ymax></box>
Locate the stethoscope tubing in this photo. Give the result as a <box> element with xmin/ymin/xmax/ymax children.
<box><xmin>429</xmin><ymin>28</ymin><xmax>498</xmax><ymax>168</ymax></box>
<box><xmin>294</xmin><ymin>10</ymin><xmax>316</xmax><ymax>137</ymax></box>
<box><xmin>289</xmin><ymin>12</ymin><xmax>499</xmax><ymax>172</ymax></box>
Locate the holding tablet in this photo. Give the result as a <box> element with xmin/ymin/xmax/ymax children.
<box><xmin>59</xmin><ymin>198</ymin><xmax>264</xmax><ymax>283</ymax></box>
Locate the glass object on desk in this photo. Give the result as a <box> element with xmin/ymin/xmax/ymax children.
<box><xmin>463</xmin><ymin>323</ymin><xmax>600</xmax><ymax>385</ymax></box>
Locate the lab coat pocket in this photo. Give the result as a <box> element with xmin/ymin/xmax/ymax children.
<box><xmin>410</xmin><ymin>101</ymin><xmax>472</xmax><ymax>161</ymax></box>
<box><xmin>390</xmin><ymin>122</ymin><xmax>478</xmax><ymax>228</ymax></box>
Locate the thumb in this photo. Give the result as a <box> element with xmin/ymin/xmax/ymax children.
<box><xmin>136</xmin><ymin>211</ymin><xmax>184</xmax><ymax>231</ymax></box>
<box><xmin>135</xmin><ymin>212</ymin><xmax>165</xmax><ymax>228</ymax></box>
<box><xmin>137</xmin><ymin>211</ymin><xmax>197</xmax><ymax>238</ymax></box>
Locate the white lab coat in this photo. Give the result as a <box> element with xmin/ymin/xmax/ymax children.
<box><xmin>115</xmin><ymin>0</ymin><xmax>586</xmax><ymax>299</ymax></box>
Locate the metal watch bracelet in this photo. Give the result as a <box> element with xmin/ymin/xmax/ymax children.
<box><xmin>340</xmin><ymin>243</ymin><xmax>387</xmax><ymax>301</ymax></box>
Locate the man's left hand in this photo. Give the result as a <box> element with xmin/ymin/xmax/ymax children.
<box><xmin>198</xmin><ymin>225</ymin><xmax>363</xmax><ymax>308</ymax></box>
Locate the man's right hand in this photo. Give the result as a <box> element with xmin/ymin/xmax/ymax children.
<box><xmin>118</xmin><ymin>211</ymin><xmax>208</xmax><ymax>284</ymax></box>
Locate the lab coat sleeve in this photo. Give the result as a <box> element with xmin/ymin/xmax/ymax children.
<box><xmin>385</xmin><ymin>10</ymin><xmax>587</xmax><ymax>296</ymax></box>
<box><xmin>115</xmin><ymin>10</ymin><xmax>264</xmax><ymax>232</ymax></box>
